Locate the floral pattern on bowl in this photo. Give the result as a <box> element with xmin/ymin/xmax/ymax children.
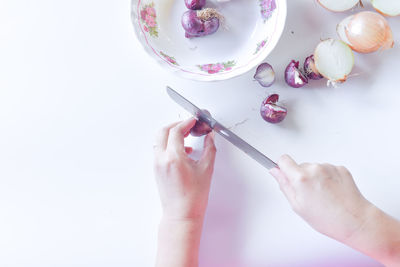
<box><xmin>254</xmin><ymin>39</ymin><xmax>268</xmax><ymax>55</ymax></box>
<box><xmin>140</xmin><ymin>2</ymin><xmax>158</xmax><ymax>37</ymax></box>
<box><xmin>160</xmin><ymin>51</ymin><xmax>179</xmax><ymax>66</ymax></box>
<box><xmin>197</xmin><ymin>61</ymin><xmax>236</xmax><ymax>74</ymax></box>
<box><xmin>260</xmin><ymin>0</ymin><xmax>276</xmax><ymax>22</ymax></box>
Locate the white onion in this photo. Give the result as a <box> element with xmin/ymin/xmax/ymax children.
<box><xmin>371</xmin><ymin>0</ymin><xmax>400</xmax><ymax>17</ymax></box>
<box><xmin>314</xmin><ymin>39</ymin><xmax>354</xmax><ymax>85</ymax></box>
<box><xmin>317</xmin><ymin>0</ymin><xmax>361</xmax><ymax>12</ymax></box>
<box><xmin>337</xmin><ymin>11</ymin><xmax>394</xmax><ymax>54</ymax></box>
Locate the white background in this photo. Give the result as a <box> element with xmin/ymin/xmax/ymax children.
<box><xmin>0</xmin><ymin>0</ymin><xmax>399</xmax><ymax>266</ymax></box>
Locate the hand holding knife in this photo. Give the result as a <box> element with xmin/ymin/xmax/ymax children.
<box><xmin>166</xmin><ymin>86</ymin><xmax>277</xmax><ymax>170</ymax></box>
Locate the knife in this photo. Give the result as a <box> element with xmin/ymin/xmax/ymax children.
<box><xmin>166</xmin><ymin>86</ymin><xmax>278</xmax><ymax>170</ymax></box>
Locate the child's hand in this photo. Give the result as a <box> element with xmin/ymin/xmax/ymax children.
<box><xmin>270</xmin><ymin>155</ymin><xmax>374</xmax><ymax>243</ymax></box>
<box><xmin>154</xmin><ymin>118</ymin><xmax>216</xmax><ymax>222</ymax></box>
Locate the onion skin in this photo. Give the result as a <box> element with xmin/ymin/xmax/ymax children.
<box><xmin>338</xmin><ymin>11</ymin><xmax>394</xmax><ymax>54</ymax></box>
<box><xmin>285</xmin><ymin>60</ymin><xmax>308</xmax><ymax>88</ymax></box>
<box><xmin>304</xmin><ymin>55</ymin><xmax>323</xmax><ymax>80</ymax></box>
<box><xmin>185</xmin><ymin>0</ymin><xmax>206</xmax><ymax>10</ymax></box>
<box><xmin>260</xmin><ymin>94</ymin><xmax>287</xmax><ymax>124</ymax></box>
<box><xmin>254</xmin><ymin>63</ymin><xmax>275</xmax><ymax>87</ymax></box>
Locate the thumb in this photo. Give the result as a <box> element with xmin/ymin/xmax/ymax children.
<box><xmin>270</xmin><ymin>167</ymin><xmax>295</xmax><ymax>204</ymax></box>
<box><xmin>277</xmin><ymin>154</ymin><xmax>302</xmax><ymax>182</ymax></box>
<box><xmin>270</xmin><ymin>167</ymin><xmax>289</xmax><ymax>187</ymax></box>
<box><xmin>198</xmin><ymin>131</ymin><xmax>216</xmax><ymax>170</ymax></box>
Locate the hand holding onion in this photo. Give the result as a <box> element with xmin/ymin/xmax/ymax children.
<box><xmin>190</xmin><ymin>110</ymin><xmax>213</xmax><ymax>137</ymax></box>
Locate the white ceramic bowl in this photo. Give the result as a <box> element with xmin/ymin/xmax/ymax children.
<box><xmin>131</xmin><ymin>0</ymin><xmax>287</xmax><ymax>81</ymax></box>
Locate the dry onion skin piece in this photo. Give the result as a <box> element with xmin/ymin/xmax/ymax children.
<box><xmin>314</xmin><ymin>39</ymin><xmax>354</xmax><ymax>86</ymax></box>
<box><xmin>337</xmin><ymin>11</ymin><xmax>394</xmax><ymax>54</ymax></box>
<box><xmin>254</xmin><ymin>63</ymin><xmax>275</xmax><ymax>87</ymax></box>
<box><xmin>371</xmin><ymin>0</ymin><xmax>400</xmax><ymax>17</ymax></box>
<box><xmin>317</xmin><ymin>0</ymin><xmax>362</xmax><ymax>12</ymax></box>
<box><xmin>260</xmin><ymin>94</ymin><xmax>287</xmax><ymax>124</ymax></box>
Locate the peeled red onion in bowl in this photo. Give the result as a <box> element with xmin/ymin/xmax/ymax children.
<box><xmin>181</xmin><ymin>8</ymin><xmax>221</xmax><ymax>38</ymax></box>
<box><xmin>185</xmin><ymin>0</ymin><xmax>206</xmax><ymax>10</ymax></box>
<box><xmin>182</xmin><ymin>10</ymin><xmax>204</xmax><ymax>36</ymax></box>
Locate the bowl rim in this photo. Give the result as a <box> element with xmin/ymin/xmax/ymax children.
<box><xmin>131</xmin><ymin>0</ymin><xmax>287</xmax><ymax>81</ymax></box>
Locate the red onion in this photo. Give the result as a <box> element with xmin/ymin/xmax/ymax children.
<box><xmin>285</xmin><ymin>60</ymin><xmax>308</xmax><ymax>88</ymax></box>
<box><xmin>182</xmin><ymin>10</ymin><xmax>204</xmax><ymax>36</ymax></box>
<box><xmin>303</xmin><ymin>55</ymin><xmax>323</xmax><ymax>80</ymax></box>
<box><xmin>254</xmin><ymin>63</ymin><xmax>275</xmax><ymax>87</ymax></box>
<box><xmin>185</xmin><ymin>0</ymin><xmax>206</xmax><ymax>10</ymax></box>
<box><xmin>190</xmin><ymin>110</ymin><xmax>213</xmax><ymax>136</ymax></box>
<box><xmin>260</xmin><ymin>94</ymin><xmax>287</xmax><ymax>124</ymax></box>
<box><xmin>182</xmin><ymin>9</ymin><xmax>221</xmax><ymax>38</ymax></box>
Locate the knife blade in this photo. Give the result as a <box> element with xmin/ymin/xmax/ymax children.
<box><xmin>166</xmin><ymin>86</ymin><xmax>278</xmax><ymax>170</ymax></box>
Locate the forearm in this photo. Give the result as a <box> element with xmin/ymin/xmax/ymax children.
<box><xmin>345</xmin><ymin>205</ymin><xmax>400</xmax><ymax>267</ymax></box>
<box><xmin>155</xmin><ymin>217</ymin><xmax>204</xmax><ymax>267</ymax></box>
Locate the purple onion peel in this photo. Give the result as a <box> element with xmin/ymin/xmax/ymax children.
<box><xmin>285</xmin><ymin>60</ymin><xmax>308</xmax><ymax>88</ymax></box>
<box><xmin>260</xmin><ymin>94</ymin><xmax>287</xmax><ymax>124</ymax></box>
<box><xmin>254</xmin><ymin>63</ymin><xmax>275</xmax><ymax>87</ymax></box>
<box><xmin>304</xmin><ymin>55</ymin><xmax>323</xmax><ymax>80</ymax></box>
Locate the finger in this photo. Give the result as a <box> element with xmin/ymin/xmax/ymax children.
<box><xmin>299</xmin><ymin>163</ymin><xmax>312</xmax><ymax>168</ymax></box>
<box><xmin>321</xmin><ymin>163</ymin><xmax>339</xmax><ymax>175</ymax></box>
<box><xmin>270</xmin><ymin>168</ymin><xmax>296</xmax><ymax>203</ymax></box>
<box><xmin>277</xmin><ymin>154</ymin><xmax>303</xmax><ymax>182</ymax></box>
<box><xmin>270</xmin><ymin>167</ymin><xmax>289</xmax><ymax>186</ymax></box>
<box><xmin>185</xmin><ymin>146</ymin><xmax>193</xmax><ymax>154</ymax></box>
<box><xmin>167</xmin><ymin>118</ymin><xmax>197</xmax><ymax>153</ymax></box>
<box><xmin>198</xmin><ymin>131</ymin><xmax>216</xmax><ymax>170</ymax></box>
<box><xmin>336</xmin><ymin>165</ymin><xmax>352</xmax><ymax>177</ymax></box>
<box><xmin>154</xmin><ymin>121</ymin><xmax>181</xmax><ymax>151</ymax></box>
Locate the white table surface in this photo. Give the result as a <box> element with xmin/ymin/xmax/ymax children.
<box><xmin>1</xmin><ymin>0</ymin><xmax>399</xmax><ymax>266</ymax></box>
